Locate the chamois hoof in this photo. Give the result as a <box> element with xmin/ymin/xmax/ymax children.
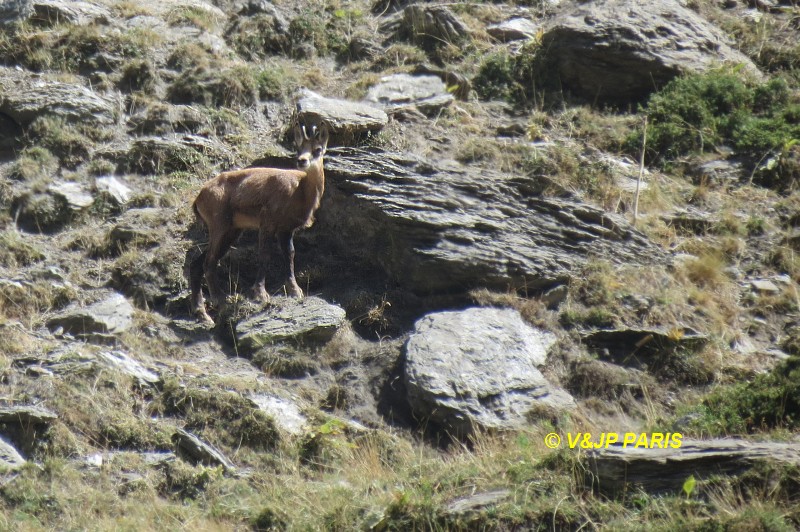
<box><xmin>195</xmin><ymin>309</ymin><xmax>215</xmax><ymax>326</ymax></box>
<box><xmin>286</xmin><ymin>284</ymin><xmax>304</xmax><ymax>298</ymax></box>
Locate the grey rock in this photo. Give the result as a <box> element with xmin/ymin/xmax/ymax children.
<box><xmin>750</xmin><ymin>279</ymin><xmax>781</xmax><ymax>294</ymax></box>
<box><xmin>0</xmin><ymin>66</ymin><xmax>119</xmax><ymax>127</ymax></box>
<box><xmin>586</xmin><ymin>438</ymin><xmax>800</xmax><ymax>496</ymax></box>
<box><xmin>248</xmin><ymin>394</ymin><xmax>307</xmax><ymax>435</ymax></box>
<box><xmin>98</xmin><ymin>351</ymin><xmax>160</xmax><ymax>386</ymax></box>
<box><xmin>691</xmin><ymin>159</ymin><xmax>746</xmax><ymax>186</ymax></box>
<box><xmin>0</xmin><ymin>0</ymin><xmax>32</xmax><ymax>25</ymax></box>
<box><xmin>47</xmin><ymin>182</ymin><xmax>94</xmax><ymax>211</ymax></box>
<box><xmin>487</xmin><ymin>18</ymin><xmax>538</xmax><ymax>42</ymax></box>
<box><xmin>402</xmin><ymin>5</ymin><xmax>470</xmax><ymax>45</ymax></box>
<box><xmin>236</xmin><ymin>297</ymin><xmax>347</xmax><ymax>354</ymax></box>
<box><xmin>173</xmin><ymin>427</ymin><xmax>236</xmax><ymax>472</ymax></box>
<box><xmin>31</xmin><ymin>0</ymin><xmax>111</xmax><ymax>26</ymax></box>
<box><xmin>122</xmin><ymin>134</ymin><xmax>235</xmax><ymax>175</ymax></box>
<box><xmin>295</xmin><ymin>89</ymin><xmax>388</xmax><ymax>141</ymax></box>
<box><xmin>540</xmin><ymin>0</ymin><xmax>762</xmax><ymax>103</ymax></box>
<box><xmin>404</xmin><ymin>308</ymin><xmax>575</xmax><ymax>434</ymax></box>
<box><xmin>446</xmin><ymin>489</ymin><xmax>511</xmax><ymax>515</ymax></box>
<box><xmin>366</xmin><ymin>74</ymin><xmax>454</xmax><ymax>115</ymax></box>
<box><xmin>0</xmin><ymin>405</ymin><xmax>57</xmax><ymax>425</ymax></box>
<box><xmin>318</xmin><ymin>148</ymin><xmax>666</xmax><ymax>295</ymax></box>
<box><xmin>0</xmin><ymin>435</ymin><xmax>26</xmax><ymax>470</ymax></box>
<box><xmin>95</xmin><ymin>176</ymin><xmax>131</xmax><ymax>206</ymax></box>
<box><xmin>47</xmin><ymin>292</ymin><xmax>134</xmax><ymax>339</ymax></box>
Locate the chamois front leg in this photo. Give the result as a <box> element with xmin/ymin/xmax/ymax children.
<box><xmin>279</xmin><ymin>230</ymin><xmax>303</xmax><ymax>298</ymax></box>
<box><xmin>250</xmin><ymin>226</ymin><xmax>272</xmax><ymax>304</ymax></box>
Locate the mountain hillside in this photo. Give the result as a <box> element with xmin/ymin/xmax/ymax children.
<box><xmin>2</xmin><ymin>0</ymin><xmax>800</xmax><ymax>529</ymax></box>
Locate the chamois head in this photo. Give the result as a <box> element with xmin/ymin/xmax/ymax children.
<box><xmin>293</xmin><ymin>117</ymin><xmax>329</xmax><ymax>170</ymax></box>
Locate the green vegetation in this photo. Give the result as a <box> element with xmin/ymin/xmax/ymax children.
<box><xmin>473</xmin><ymin>43</ymin><xmax>543</xmax><ymax>106</ymax></box>
<box><xmin>681</xmin><ymin>356</ymin><xmax>800</xmax><ymax>436</ymax></box>
<box><xmin>632</xmin><ymin>71</ymin><xmax>800</xmax><ymax>184</ymax></box>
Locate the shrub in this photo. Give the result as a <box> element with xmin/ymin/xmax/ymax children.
<box><xmin>631</xmin><ymin>71</ymin><xmax>800</xmax><ymax>185</ymax></box>
<box><xmin>167</xmin><ymin>65</ymin><xmax>258</xmax><ymax>107</ymax></box>
<box><xmin>473</xmin><ymin>42</ymin><xmax>543</xmax><ymax>106</ymax></box>
<box><xmin>684</xmin><ymin>356</ymin><xmax>800</xmax><ymax>435</ymax></box>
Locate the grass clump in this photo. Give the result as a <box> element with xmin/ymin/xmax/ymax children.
<box><xmin>26</xmin><ymin>116</ymin><xmax>97</xmax><ymax>169</ymax></box>
<box><xmin>167</xmin><ymin>64</ymin><xmax>258</xmax><ymax>108</ymax></box>
<box><xmin>632</xmin><ymin>71</ymin><xmax>800</xmax><ymax>185</ymax></box>
<box><xmin>0</xmin><ymin>229</ymin><xmax>45</xmax><ymax>267</ymax></box>
<box><xmin>7</xmin><ymin>147</ymin><xmax>57</xmax><ymax>181</ymax></box>
<box><xmin>679</xmin><ymin>356</ymin><xmax>800</xmax><ymax>436</ymax></box>
<box><xmin>155</xmin><ymin>380</ymin><xmax>280</xmax><ymax>452</ymax></box>
<box><xmin>229</xmin><ymin>15</ymin><xmax>289</xmax><ymax>60</ymax></box>
<box><xmin>473</xmin><ymin>42</ymin><xmax>544</xmax><ymax>107</ymax></box>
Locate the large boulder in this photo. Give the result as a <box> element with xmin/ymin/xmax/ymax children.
<box><xmin>0</xmin><ymin>0</ymin><xmax>32</xmax><ymax>26</ymax></box>
<box><xmin>404</xmin><ymin>308</ymin><xmax>575</xmax><ymax>435</ymax></box>
<box><xmin>0</xmin><ymin>67</ymin><xmax>119</xmax><ymax>127</ymax></box>
<box><xmin>539</xmin><ymin>0</ymin><xmax>761</xmax><ymax>103</ymax></box>
<box><xmin>315</xmin><ymin>148</ymin><xmax>666</xmax><ymax>295</ymax></box>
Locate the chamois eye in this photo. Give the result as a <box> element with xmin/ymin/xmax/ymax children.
<box><xmin>313</xmin><ymin>148</ymin><xmax>323</xmax><ymax>157</ymax></box>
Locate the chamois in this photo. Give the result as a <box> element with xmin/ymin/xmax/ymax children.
<box><xmin>189</xmin><ymin>115</ymin><xmax>330</xmax><ymax>324</ymax></box>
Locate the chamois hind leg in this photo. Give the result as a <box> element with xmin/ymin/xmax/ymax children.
<box><xmin>190</xmin><ymin>248</ymin><xmax>213</xmax><ymax>324</ymax></box>
<box><xmin>278</xmin><ymin>230</ymin><xmax>303</xmax><ymax>297</ymax></box>
<box><xmin>204</xmin><ymin>227</ymin><xmax>241</xmax><ymax>308</ymax></box>
<box><xmin>250</xmin><ymin>226</ymin><xmax>272</xmax><ymax>304</ymax></box>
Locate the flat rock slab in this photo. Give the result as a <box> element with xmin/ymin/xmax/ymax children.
<box><xmin>236</xmin><ymin>297</ymin><xmax>347</xmax><ymax>354</ymax></box>
<box><xmin>0</xmin><ymin>405</ymin><xmax>57</xmax><ymax>425</ymax></box>
<box><xmin>0</xmin><ymin>66</ymin><xmax>119</xmax><ymax>127</ymax></box>
<box><xmin>446</xmin><ymin>489</ymin><xmax>511</xmax><ymax>515</ymax></box>
<box><xmin>47</xmin><ymin>292</ymin><xmax>134</xmax><ymax>339</ymax></box>
<box><xmin>48</xmin><ymin>182</ymin><xmax>94</xmax><ymax>211</ymax></box>
<box><xmin>583</xmin><ymin>327</ymin><xmax>708</xmax><ymax>360</ymax></box>
<box><xmin>98</xmin><ymin>351</ymin><xmax>160</xmax><ymax>386</ymax></box>
<box><xmin>366</xmin><ymin>74</ymin><xmax>453</xmax><ymax>115</ymax></box>
<box><xmin>296</xmin><ymin>89</ymin><xmax>388</xmax><ymax>141</ymax></box>
<box><xmin>487</xmin><ymin>18</ymin><xmax>539</xmax><ymax>42</ymax></box>
<box><xmin>173</xmin><ymin>427</ymin><xmax>236</xmax><ymax>472</ymax></box>
<box><xmin>586</xmin><ymin>438</ymin><xmax>800</xmax><ymax>496</ymax></box>
<box><xmin>404</xmin><ymin>308</ymin><xmax>575</xmax><ymax>435</ymax></box>
<box><xmin>31</xmin><ymin>0</ymin><xmax>111</xmax><ymax>26</ymax></box>
<box><xmin>319</xmin><ymin>148</ymin><xmax>666</xmax><ymax>295</ymax></box>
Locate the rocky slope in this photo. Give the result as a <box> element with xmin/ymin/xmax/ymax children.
<box><xmin>1</xmin><ymin>0</ymin><xmax>800</xmax><ymax>529</ymax></box>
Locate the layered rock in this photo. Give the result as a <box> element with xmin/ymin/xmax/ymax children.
<box><xmin>404</xmin><ymin>307</ymin><xmax>575</xmax><ymax>434</ymax></box>
<box><xmin>540</xmin><ymin>0</ymin><xmax>762</xmax><ymax>103</ymax></box>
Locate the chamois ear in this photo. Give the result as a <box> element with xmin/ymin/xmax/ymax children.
<box><xmin>316</xmin><ymin>122</ymin><xmax>330</xmax><ymax>150</ymax></box>
<box><xmin>293</xmin><ymin>121</ymin><xmax>305</xmax><ymax>147</ymax></box>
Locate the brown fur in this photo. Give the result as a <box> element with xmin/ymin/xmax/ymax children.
<box><xmin>189</xmin><ymin>118</ymin><xmax>329</xmax><ymax>324</ymax></box>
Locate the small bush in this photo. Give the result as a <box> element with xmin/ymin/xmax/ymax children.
<box><xmin>8</xmin><ymin>147</ymin><xmax>57</xmax><ymax>181</ymax></box>
<box><xmin>167</xmin><ymin>65</ymin><xmax>258</xmax><ymax>107</ymax></box>
<box><xmin>684</xmin><ymin>356</ymin><xmax>800</xmax><ymax>435</ymax></box>
<box><xmin>473</xmin><ymin>42</ymin><xmax>543</xmax><ymax>106</ymax></box>
<box><xmin>229</xmin><ymin>15</ymin><xmax>289</xmax><ymax>60</ymax></box>
<box><xmin>631</xmin><ymin>71</ymin><xmax>800</xmax><ymax>186</ymax></box>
